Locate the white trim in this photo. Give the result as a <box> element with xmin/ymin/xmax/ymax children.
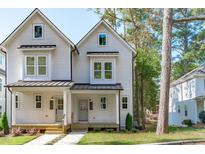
<box><xmin>32</xmin><ymin>23</ymin><xmax>44</xmax><ymax>40</ymax></box>
<box><xmin>1</xmin><ymin>9</ymin><xmax>75</xmax><ymax>47</ymax></box>
<box><xmin>90</xmin><ymin>58</ymin><xmax>116</xmax><ymax>84</ymax></box>
<box><xmin>99</xmin><ymin>96</ymin><xmax>107</xmax><ymax>111</ymax></box>
<box><xmin>34</xmin><ymin>93</ymin><xmax>43</xmax><ymax>110</ymax></box>
<box><xmin>98</xmin><ymin>33</ymin><xmax>108</xmax><ymax>47</ymax></box>
<box><xmin>76</xmin><ymin>20</ymin><xmax>136</xmax><ymax>54</ymax></box>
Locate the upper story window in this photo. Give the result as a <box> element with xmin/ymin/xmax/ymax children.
<box><xmin>93</xmin><ymin>61</ymin><xmax>113</xmax><ymax>80</ymax></box>
<box><xmin>98</xmin><ymin>33</ymin><xmax>107</xmax><ymax>46</ymax></box>
<box><xmin>25</xmin><ymin>55</ymin><xmax>47</xmax><ymax>77</ymax></box>
<box><xmin>33</xmin><ymin>24</ymin><xmax>43</xmax><ymax>39</ymax></box>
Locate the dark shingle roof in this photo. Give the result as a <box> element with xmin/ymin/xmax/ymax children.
<box><xmin>6</xmin><ymin>80</ymin><xmax>72</xmax><ymax>87</ymax></box>
<box><xmin>18</xmin><ymin>45</ymin><xmax>56</xmax><ymax>49</ymax></box>
<box><xmin>70</xmin><ymin>83</ymin><xmax>123</xmax><ymax>90</ymax></box>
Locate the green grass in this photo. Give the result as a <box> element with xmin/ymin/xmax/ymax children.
<box><xmin>0</xmin><ymin>135</ymin><xmax>37</xmax><ymax>145</ymax></box>
<box><xmin>79</xmin><ymin>127</ymin><xmax>205</xmax><ymax>145</ymax></box>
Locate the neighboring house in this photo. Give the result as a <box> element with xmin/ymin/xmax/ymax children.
<box><xmin>169</xmin><ymin>64</ymin><xmax>205</xmax><ymax>126</ymax></box>
<box><xmin>0</xmin><ymin>9</ymin><xmax>136</xmax><ymax>133</ymax></box>
<box><xmin>0</xmin><ymin>47</ymin><xmax>6</xmax><ymax>118</ymax></box>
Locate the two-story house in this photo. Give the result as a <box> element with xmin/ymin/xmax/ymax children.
<box><xmin>169</xmin><ymin>64</ymin><xmax>205</xmax><ymax>126</ymax></box>
<box><xmin>0</xmin><ymin>9</ymin><xmax>136</xmax><ymax>133</ymax></box>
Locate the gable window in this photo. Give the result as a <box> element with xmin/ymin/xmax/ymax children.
<box><xmin>25</xmin><ymin>55</ymin><xmax>47</xmax><ymax>77</ymax></box>
<box><xmin>33</xmin><ymin>24</ymin><xmax>43</xmax><ymax>39</ymax></box>
<box><xmin>35</xmin><ymin>95</ymin><xmax>42</xmax><ymax>109</ymax></box>
<box><xmin>100</xmin><ymin>96</ymin><xmax>107</xmax><ymax>110</ymax></box>
<box><xmin>93</xmin><ymin>61</ymin><xmax>113</xmax><ymax>80</ymax></box>
<box><xmin>16</xmin><ymin>95</ymin><xmax>20</xmax><ymax>109</ymax></box>
<box><xmin>98</xmin><ymin>33</ymin><xmax>107</xmax><ymax>46</ymax></box>
<box><xmin>122</xmin><ymin>96</ymin><xmax>128</xmax><ymax>109</ymax></box>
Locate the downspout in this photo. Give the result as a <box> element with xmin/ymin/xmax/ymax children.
<box><xmin>118</xmin><ymin>89</ymin><xmax>121</xmax><ymax>131</ymax></box>
<box><xmin>8</xmin><ymin>87</ymin><xmax>12</xmax><ymax>126</ymax></box>
<box><xmin>0</xmin><ymin>48</ymin><xmax>7</xmax><ymax>114</ymax></box>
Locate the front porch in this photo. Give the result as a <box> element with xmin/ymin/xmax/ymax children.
<box><xmin>6</xmin><ymin>81</ymin><xmax>123</xmax><ymax>133</ymax></box>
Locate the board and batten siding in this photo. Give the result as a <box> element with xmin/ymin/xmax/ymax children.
<box><xmin>73</xmin><ymin>23</ymin><xmax>133</xmax><ymax>126</ymax></box>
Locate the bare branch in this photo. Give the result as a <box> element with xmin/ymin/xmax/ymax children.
<box><xmin>174</xmin><ymin>16</ymin><xmax>205</xmax><ymax>23</ymax></box>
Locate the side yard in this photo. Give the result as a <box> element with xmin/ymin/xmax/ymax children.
<box><xmin>79</xmin><ymin>127</ymin><xmax>205</xmax><ymax>145</ymax></box>
<box><xmin>0</xmin><ymin>136</ymin><xmax>37</xmax><ymax>145</ymax></box>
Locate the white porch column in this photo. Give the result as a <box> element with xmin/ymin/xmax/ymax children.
<box><xmin>12</xmin><ymin>91</ymin><xmax>16</xmax><ymax>126</ymax></box>
<box><xmin>67</xmin><ymin>89</ymin><xmax>72</xmax><ymax>124</ymax></box>
<box><xmin>63</xmin><ymin>90</ymin><xmax>68</xmax><ymax>126</ymax></box>
<box><xmin>116</xmin><ymin>92</ymin><xmax>119</xmax><ymax>125</ymax></box>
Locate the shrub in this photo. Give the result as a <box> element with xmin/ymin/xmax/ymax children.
<box><xmin>1</xmin><ymin>112</ymin><xmax>9</xmax><ymax>135</ymax></box>
<box><xmin>11</xmin><ymin>128</ymin><xmax>22</xmax><ymax>137</ymax></box>
<box><xmin>182</xmin><ymin>119</ymin><xmax>193</xmax><ymax>127</ymax></box>
<box><xmin>27</xmin><ymin>128</ymin><xmax>38</xmax><ymax>136</ymax></box>
<box><xmin>0</xmin><ymin>119</ymin><xmax>2</xmax><ymax>131</ymax></box>
<box><xmin>199</xmin><ymin>111</ymin><xmax>205</xmax><ymax>124</ymax></box>
<box><xmin>0</xmin><ymin>131</ymin><xmax>5</xmax><ymax>137</ymax></box>
<box><xmin>20</xmin><ymin>128</ymin><xmax>28</xmax><ymax>134</ymax></box>
<box><xmin>125</xmin><ymin>113</ymin><xmax>133</xmax><ymax>131</ymax></box>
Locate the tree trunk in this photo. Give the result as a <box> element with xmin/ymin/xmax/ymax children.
<box><xmin>140</xmin><ymin>73</ymin><xmax>145</xmax><ymax>129</ymax></box>
<box><xmin>156</xmin><ymin>8</ymin><xmax>173</xmax><ymax>135</ymax></box>
<box><xmin>135</xmin><ymin>64</ymin><xmax>141</xmax><ymax>127</ymax></box>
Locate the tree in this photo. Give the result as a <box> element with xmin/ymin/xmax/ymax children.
<box><xmin>156</xmin><ymin>8</ymin><xmax>173</xmax><ymax>135</ymax></box>
<box><xmin>1</xmin><ymin>112</ymin><xmax>9</xmax><ymax>134</ymax></box>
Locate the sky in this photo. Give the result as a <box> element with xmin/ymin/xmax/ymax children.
<box><xmin>0</xmin><ymin>8</ymin><xmax>101</xmax><ymax>44</ymax></box>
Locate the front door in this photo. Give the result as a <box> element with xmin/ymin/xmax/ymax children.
<box><xmin>56</xmin><ymin>97</ymin><xmax>64</xmax><ymax>122</ymax></box>
<box><xmin>79</xmin><ymin>99</ymin><xmax>88</xmax><ymax>121</ymax></box>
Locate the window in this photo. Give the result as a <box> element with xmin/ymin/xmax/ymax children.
<box><xmin>122</xmin><ymin>96</ymin><xmax>128</xmax><ymax>109</ymax></box>
<box><xmin>104</xmin><ymin>62</ymin><xmax>112</xmax><ymax>79</ymax></box>
<box><xmin>93</xmin><ymin>61</ymin><xmax>113</xmax><ymax>80</ymax></box>
<box><xmin>25</xmin><ymin>55</ymin><xmax>47</xmax><ymax>77</ymax></box>
<box><xmin>49</xmin><ymin>99</ymin><xmax>54</xmax><ymax>110</ymax></box>
<box><xmin>38</xmin><ymin>56</ymin><xmax>47</xmax><ymax>75</ymax></box>
<box><xmin>98</xmin><ymin>33</ymin><xmax>107</xmax><ymax>46</ymax></box>
<box><xmin>33</xmin><ymin>24</ymin><xmax>43</xmax><ymax>39</ymax></box>
<box><xmin>100</xmin><ymin>96</ymin><xmax>107</xmax><ymax>110</ymax></box>
<box><xmin>177</xmin><ymin>105</ymin><xmax>180</xmax><ymax>113</ymax></box>
<box><xmin>94</xmin><ymin>62</ymin><xmax>102</xmax><ymax>79</ymax></box>
<box><xmin>35</xmin><ymin>95</ymin><xmax>42</xmax><ymax>109</ymax></box>
<box><xmin>0</xmin><ymin>54</ymin><xmax>3</xmax><ymax>66</ymax></box>
<box><xmin>26</xmin><ymin>56</ymin><xmax>35</xmax><ymax>76</ymax></box>
<box><xmin>16</xmin><ymin>95</ymin><xmax>20</xmax><ymax>109</ymax></box>
<box><xmin>184</xmin><ymin>105</ymin><xmax>188</xmax><ymax>116</ymax></box>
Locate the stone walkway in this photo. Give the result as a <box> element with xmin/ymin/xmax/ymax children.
<box><xmin>25</xmin><ymin>134</ymin><xmax>61</xmax><ymax>145</ymax></box>
<box><xmin>54</xmin><ymin>131</ymin><xmax>86</xmax><ymax>145</ymax></box>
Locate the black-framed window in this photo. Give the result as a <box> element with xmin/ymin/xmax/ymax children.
<box><xmin>33</xmin><ymin>24</ymin><xmax>43</xmax><ymax>39</ymax></box>
<box><xmin>122</xmin><ymin>97</ymin><xmax>128</xmax><ymax>109</ymax></box>
<box><xmin>98</xmin><ymin>33</ymin><xmax>107</xmax><ymax>46</ymax></box>
<box><xmin>35</xmin><ymin>95</ymin><xmax>42</xmax><ymax>109</ymax></box>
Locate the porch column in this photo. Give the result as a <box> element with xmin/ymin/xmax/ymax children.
<box><xmin>67</xmin><ymin>89</ymin><xmax>72</xmax><ymax>124</ymax></box>
<box><xmin>116</xmin><ymin>92</ymin><xmax>119</xmax><ymax>125</ymax></box>
<box><xmin>12</xmin><ymin>91</ymin><xmax>16</xmax><ymax>126</ymax></box>
<box><xmin>63</xmin><ymin>90</ymin><xmax>68</xmax><ymax>126</ymax></box>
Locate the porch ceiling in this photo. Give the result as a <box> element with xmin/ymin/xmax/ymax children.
<box><xmin>5</xmin><ymin>80</ymin><xmax>73</xmax><ymax>87</ymax></box>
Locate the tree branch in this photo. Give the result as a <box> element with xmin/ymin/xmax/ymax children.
<box><xmin>174</xmin><ymin>16</ymin><xmax>205</xmax><ymax>23</ymax></box>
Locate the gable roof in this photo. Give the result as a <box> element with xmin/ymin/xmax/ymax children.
<box><xmin>171</xmin><ymin>63</ymin><xmax>205</xmax><ymax>86</ymax></box>
<box><xmin>76</xmin><ymin>19</ymin><xmax>136</xmax><ymax>54</ymax></box>
<box><xmin>0</xmin><ymin>8</ymin><xmax>75</xmax><ymax>48</ymax></box>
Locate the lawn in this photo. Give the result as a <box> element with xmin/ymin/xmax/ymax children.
<box><xmin>0</xmin><ymin>135</ymin><xmax>37</xmax><ymax>145</ymax></box>
<box><xmin>79</xmin><ymin>127</ymin><xmax>205</xmax><ymax>145</ymax></box>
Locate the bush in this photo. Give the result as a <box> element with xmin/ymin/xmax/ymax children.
<box><xmin>199</xmin><ymin>111</ymin><xmax>205</xmax><ymax>124</ymax></box>
<box><xmin>0</xmin><ymin>119</ymin><xmax>2</xmax><ymax>131</ymax></box>
<box><xmin>125</xmin><ymin>113</ymin><xmax>133</xmax><ymax>131</ymax></box>
<box><xmin>27</xmin><ymin>128</ymin><xmax>38</xmax><ymax>136</ymax></box>
<box><xmin>0</xmin><ymin>131</ymin><xmax>5</xmax><ymax>137</ymax></box>
<box><xmin>1</xmin><ymin>112</ymin><xmax>9</xmax><ymax>135</ymax></box>
<box><xmin>182</xmin><ymin>119</ymin><xmax>193</xmax><ymax>127</ymax></box>
<box><xmin>11</xmin><ymin>128</ymin><xmax>22</xmax><ymax>137</ymax></box>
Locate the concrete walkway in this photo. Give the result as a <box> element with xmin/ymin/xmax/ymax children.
<box><xmin>25</xmin><ymin>134</ymin><xmax>61</xmax><ymax>145</ymax></box>
<box><xmin>54</xmin><ymin>131</ymin><xmax>86</xmax><ymax>145</ymax></box>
